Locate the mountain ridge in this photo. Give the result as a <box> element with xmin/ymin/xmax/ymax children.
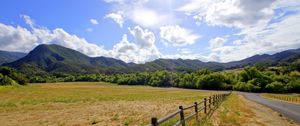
<box><xmin>0</xmin><ymin>50</ymin><xmax>27</xmax><ymax>65</ymax></box>
<box><xmin>3</xmin><ymin>44</ymin><xmax>300</xmax><ymax>74</ymax></box>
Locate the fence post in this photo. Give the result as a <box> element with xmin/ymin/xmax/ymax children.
<box><xmin>151</xmin><ymin>117</ymin><xmax>158</xmax><ymax>126</ymax></box>
<box><xmin>204</xmin><ymin>98</ymin><xmax>207</xmax><ymax>114</ymax></box>
<box><xmin>209</xmin><ymin>96</ymin><xmax>211</xmax><ymax>109</ymax></box>
<box><xmin>179</xmin><ymin>106</ymin><xmax>185</xmax><ymax>126</ymax></box>
<box><xmin>212</xmin><ymin>95</ymin><xmax>215</xmax><ymax>107</ymax></box>
<box><xmin>194</xmin><ymin>102</ymin><xmax>198</xmax><ymax>121</ymax></box>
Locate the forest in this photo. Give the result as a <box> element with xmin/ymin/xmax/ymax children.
<box><xmin>1</xmin><ymin>60</ymin><xmax>299</xmax><ymax>93</ymax></box>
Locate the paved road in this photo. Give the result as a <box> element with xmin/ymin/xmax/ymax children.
<box><xmin>236</xmin><ymin>92</ymin><xmax>300</xmax><ymax>125</ymax></box>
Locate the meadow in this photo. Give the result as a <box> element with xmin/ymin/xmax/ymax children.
<box><xmin>0</xmin><ymin>82</ymin><xmax>220</xmax><ymax>126</ymax></box>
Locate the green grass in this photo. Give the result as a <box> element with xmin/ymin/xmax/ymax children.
<box><xmin>0</xmin><ymin>82</ymin><xmax>221</xmax><ymax>126</ymax></box>
<box><xmin>261</xmin><ymin>93</ymin><xmax>300</xmax><ymax>104</ymax></box>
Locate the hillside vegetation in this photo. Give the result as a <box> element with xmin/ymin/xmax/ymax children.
<box><xmin>16</xmin><ymin>60</ymin><xmax>300</xmax><ymax>93</ymax></box>
<box><xmin>3</xmin><ymin>44</ymin><xmax>300</xmax><ymax>75</ymax></box>
<box><xmin>0</xmin><ymin>50</ymin><xmax>26</xmax><ymax>65</ymax></box>
<box><xmin>0</xmin><ymin>67</ymin><xmax>27</xmax><ymax>86</ymax></box>
<box><xmin>1</xmin><ymin>44</ymin><xmax>300</xmax><ymax>93</ymax></box>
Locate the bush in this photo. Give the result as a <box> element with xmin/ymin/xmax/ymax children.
<box><xmin>233</xmin><ymin>82</ymin><xmax>260</xmax><ymax>92</ymax></box>
<box><xmin>197</xmin><ymin>73</ymin><xmax>226</xmax><ymax>90</ymax></box>
<box><xmin>0</xmin><ymin>67</ymin><xmax>27</xmax><ymax>85</ymax></box>
<box><xmin>286</xmin><ymin>79</ymin><xmax>300</xmax><ymax>93</ymax></box>
<box><xmin>0</xmin><ymin>73</ymin><xmax>18</xmax><ymax>86</ymax></box>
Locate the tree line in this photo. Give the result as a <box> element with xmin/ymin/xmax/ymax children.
<box><xmin>1</xmin><ymin>60</ymin><xmax>300</xmax><ymax>93</ymax></box>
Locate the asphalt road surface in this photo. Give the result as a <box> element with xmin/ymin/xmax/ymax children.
<box><xmin>237</xmin><ymin>92</ymin><xmax>300</xmax><ymax>124</ymax></box>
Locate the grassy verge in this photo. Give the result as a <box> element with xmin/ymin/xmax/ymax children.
<box><xmin>0</xmin><ymin>82</ymin><xmax>222</xmax><ymax>126</ymax></box>
<box><xmin>210</xmin><ymin>94</ymin><xmax>255</xmax><ymax>126</ymax></box>
<box><xmin>261</xmin><ymin>93</ymin><xmax>300</xmax><ymax>104</ymax></box>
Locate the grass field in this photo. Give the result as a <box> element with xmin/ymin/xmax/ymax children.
<box><xmin>0</xmin><ymin>82</ymin><xmax>220</xmax><ymax>126</ymax></box>
<box><xmin>261</xmin><ymin>93</ymin><xmax>300</xmax><ymax>105</ymax></box>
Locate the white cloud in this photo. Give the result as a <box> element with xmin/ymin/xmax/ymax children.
<box><xmin>210</xmin><ymin>13</ymin><xmax>300</xmax><ymax>62</ymax></box>
<box><xmin>20</xmin><ymin>14</ymin><xmax>35</xmax><ymax>28</ymax></box>
<box><xmin>105</xmin><ymin>11</ymin><xmax>124</xmax><ymax>27</ymax></box>
<box><xmin>130</xmin><ymin>8</ymin><xmax>173</xmax><ymax>28</ymax></box>
<box><xmin>104</xmin><ymin>0</ymin><xmax>178</xmax><ymax>28</ymax></box>
<box><xmin>160</xmin><ymin>25</ymin><xmax>200</xmax><ymax>46</ymax></box>
<box><xmin>207</xmin><ymin>53</ymin><xmax>221</xmax><ymax>62</ymax></box>
<box><xmin>103</xmin><ymin>0</ymin><xmax>125</xmax><ymax>4</ymax></box>
<box><xmin>0</xmin><ymin>15</ymin><xmax>164</xmax><ymax>63</ymax></box>
<box><xmin>209</xmin><ymin>37</ymin><xmax>226</xmax><ymax>49</ymax></box>
<box><xmin>86</xmin><ymin>28</ymin><xmax>93</xmax><ymax>32</ymax></box>
<box><xmin>177</xmin><ymin>48</ymin><xmax>192</xmax><ymax>54</ymax></box>
<box><xmin>90</xmin><ymin>19</ymin><xmax>99</xmax><ymax>25</ymax></box>
<box><xmin>0</xmin><ymin>16</ymin><xmax>108</xmax><ymax>57</ymax></box>
<box><xmin>109</xmin><ymin>26</ymin><xmax>161</xmax><ymax>63</ymax></box>
<box><xmin>33</xmin><ymin>28</ymin><xmax>108</xmax><ymax>57</ymax></box>
<box><xmin>0</xmin><ymin>23</ymin><xmax>37</xmax><ymax>52</ymax></box>
<box><xmin>162</xmin><ymin>53</ymin><xmax>208</xmax><ymax>62</ymax></box>
<box><xmin>178</xmin><ymin>0</ymin><xmax>275</xmax><ymax>28</ymax></box>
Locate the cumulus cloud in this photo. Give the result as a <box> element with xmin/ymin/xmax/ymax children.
<box><xmin>105</xmin><ymin>11</ymin><xmax>124</xmax><ymax>27</ymax></box>
<box><xmin>210</xmin><ymin>13</ymin><xmax>300</xmax><ymax>62</ymax></box>
<box><xmin>177</xmin><ymin>0</ymin><xmax>300</xmax><ymax>62</ymax></box>
<box><xmin>109</xmin><ymin>26</ymin><xmax>161</xmax><ymax>63</ymax></box>
<box><xmin>90</xmin><ymin>19</ymin><xmax>99</xmax><ymax>25</ymax></box>
<box><xmin>160</xmin><ymin>25</ymin><xmax>200</xmax><ymax>46</ymax></box>
<box><xmin>0</xmin><ymin>15</ymin><xmax>108</xmax><ymax>57</ymax></box>
<box><xmin>0</xmin><ymin>15</ymin><xmax>163</xmax><ymax>63</ymax></box>
<box><xmin>178</xmin><ymin>0</ymin><xmax>275</xmax><ymax>28</ymax></box>
<box><xmin>0</xmin><ymin>23</ymin><xmax>38</xmax><ymax>52</ymax></box>
<box><xmin>209</xmin><ymin>37</ymin><xmax>226</xmax><ymax>49</ymax></box>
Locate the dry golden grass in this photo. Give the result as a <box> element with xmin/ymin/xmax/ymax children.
<box><xmin>0</xmin><ymin>82</ymin><xmax>220</xmax><ymax>126</ymax></box>
<box><xmin>211</xmin><ymin>94</ymin><xmax>255</xmax><ymax>126</ymax></box>
<box><xmin>261</xmin><ymin>93</ymin><xmax>300</xmax><ymax>105</ymax></box>
<box><xmin>211</xmin><ymin>94</ymin><xmax>298</xmax><ymax>126</ymax></box>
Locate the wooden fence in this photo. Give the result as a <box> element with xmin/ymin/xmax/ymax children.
<box><xmin>150</xmin><ymin>92</ymin><xmax>232</xmax><ymax>126</ymax></box>
<box><xmin>264</xmin><ymin>94</ymin><xmax>300</xmax><ymax>103</ymax></box>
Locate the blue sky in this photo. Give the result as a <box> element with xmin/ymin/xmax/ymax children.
<box><xmin>0</xmin><ymin>0</ymin><xmax>300</xmax><ymax>63</ymax></box>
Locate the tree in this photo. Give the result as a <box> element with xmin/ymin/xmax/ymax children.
<box><xmin>197</xmin><ymin>73</ymin><xmax>226</xmax><ymax>90</ymax></box>
<box><xmin>0</xmin><ymin>73</ymin><xmax>18</xmax><ymax>86</ymax></box>
<box><xmin>265</xmin><ymin>81</ymin><xmax>286</xmax><ymax>93</ymax></box>
<box><xmin>0</xmin><ymin>67</ymin><xmax>27</xmax><ymax>85</ymax></box>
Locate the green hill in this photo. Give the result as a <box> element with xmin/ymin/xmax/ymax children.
<box><xmin>0</xmin><ymin>50</ymin><xmax>26</xmax><ymax>65</ymax></box>
<box><xmin>4</xmin><ymin>44</ymin><xmax>300</xmax><ymax>75</ymax></box>
<box><xmin>5</xmin><ymin>44</ymin><xmax>130</xmax><ymax>75</ymax></box>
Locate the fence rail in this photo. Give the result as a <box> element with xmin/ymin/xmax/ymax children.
<box><xmin>150</xmin><ymin>92</ymin><xmax>232</xmax><ymax>126</ymax></box>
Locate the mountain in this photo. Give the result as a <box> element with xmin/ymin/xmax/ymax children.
<box><xmin>3</xmin><ymin>44</ymin><xmax>300</xmax><ymax>75</ymax></box>
<box><xmin>140</xmin><ymin>59</ymin><xmax>224</xmax><ymax>71</ymax></box>
<box><xmin>224</xmin><ymin>48</ymin><xmax>300</xmax><ymax>68</ymax></box>
<box><xmin>4</xmin><ymin>44</ymin><xmax>130</xmax><ymax>74</ymax></box>
<box><xmin>0</xmin><ymin>50</ymin><xmax>26</xmax><ymax>65</ymax></box>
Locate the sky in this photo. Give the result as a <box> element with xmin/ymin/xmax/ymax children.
<box><xmin>0</xmin><ymin>0</ymin><xmax>300</xmax><ymax>63</ymax></box>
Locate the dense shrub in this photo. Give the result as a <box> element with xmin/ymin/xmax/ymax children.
<box><xmin>0</xmin><ymin>73</ymin><xmax>18</xmax><ymax>86</ymax></box>
<box><xmin>0</xmin><ymin>67</ymin><xmax>27</xmax><ymax>85</ymax></box>
<box><xmin>265</xmin><ymin>81</ymin><xmax>286</xmax><ymax>93</ymax></box>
